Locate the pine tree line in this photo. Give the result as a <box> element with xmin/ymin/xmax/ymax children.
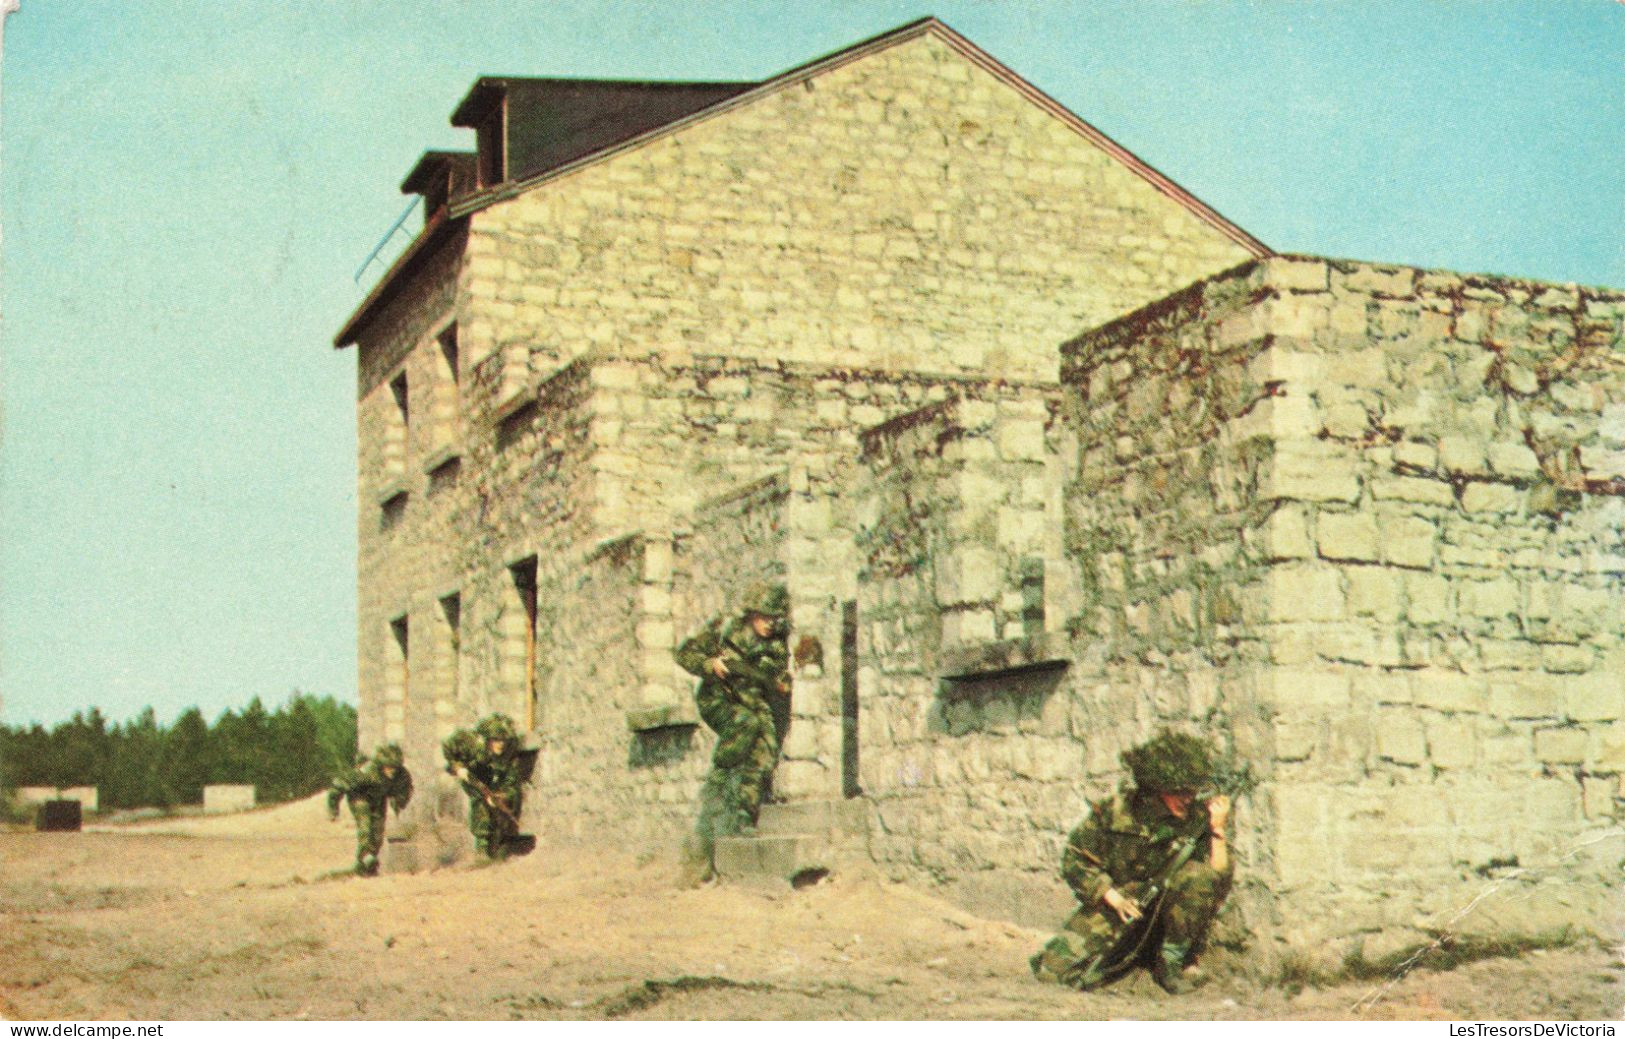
<box><xmin>0</xmin><ymin>693</ymin><xmax>357</xmax><ymax>811</ymax></box>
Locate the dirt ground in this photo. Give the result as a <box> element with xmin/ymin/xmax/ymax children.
<box><xmin>2</xmin><ymin>796</ymin><xmax>1619</xmax><ymax>1021</ymax></box>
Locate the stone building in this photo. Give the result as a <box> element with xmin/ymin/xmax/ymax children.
<box><xmin>334</xmin><ymin>17</ymin><xmax>1623</xmax><ymax>962</ymax></box>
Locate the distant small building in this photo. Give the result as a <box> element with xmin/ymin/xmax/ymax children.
<box><xmin>15</xmin><ymin>786</ymin><xmax>99</xmax><ymax>813</ymax></box>
<box><xmin>202</xmin><ymin>785</ymin><xmax>256</xmax><ymax>814</ymax></box>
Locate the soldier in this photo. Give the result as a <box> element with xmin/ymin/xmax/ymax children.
<box><xmin>443</xmin><ymin>713</ymin><xmax>526</xmax><ymax>860</ymax></box>
<box><xmin>1031</xmin><ymin>729</ymin><xmax>1234</xmax><ymax>994</ymax></box>
<box><xmin>327</xmin><ymin>742</ymin><xmax>414</xmax><ymax>877</ymax></box>
<box><xmin>674</xmin><ymin>581</ymin><xmax>791</xmax><ymax>871</ymax></box>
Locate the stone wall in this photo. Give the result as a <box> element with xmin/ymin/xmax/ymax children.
<box><xmin>532</xmin><ymin>532</ymin><xmax>704</xmax><ymax>849</ymax></box>
<box><xmin>1057</xmin><ymin>260</ymin><xmax>1281</xmax><ymax>939</ymax></box>
<box><xmin>353</xmin><ymin>232</ymin><xmax>466</xmax><ymax>756</ymax></box>
<box><xmin>354</xmin><ymin>313</ymin><xmax>1050</xmax><ymax>835</ymax></box>
<box><xmin>1061</xmin><ymin>255</ymin><xmax>1625</xmax><ymax>958</ymax></box>
<box><xmin>458</xmin><ymin>31</ymin><xmax>1253</xmax><ymax>389</ymax></box>
<box><xmin>847</xmin><ymin>386</ymin><xmax>1079</xmax><ymax>921</ymax></box>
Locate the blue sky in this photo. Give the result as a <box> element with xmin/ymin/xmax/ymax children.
<box><xmin>2</xmin><ymin>0</ymin><xmax>1621</xmax><ymax>727</ymax></box>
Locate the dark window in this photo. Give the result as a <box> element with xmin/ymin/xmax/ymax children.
<box><xmin>390</xmin><ymin>372</ymin><xmax>409</xmax><ymax>427</ymax></box>
<box><xmin>381</xmin><ymin>490</ymin><xmax>409</xmax><ymax>530</ymax></box>
<box><xmin>841</xmin><ymin>599</ymin><xmax>861</xmax><ymax>799</ymax></box>
<box><xmin>509</xmin><ymin>557</ymin><xmax>538</xmax><ymax>731</ymax></box>
<box><xmin>477</xmin><ymin>105</ymin><xmax>505</xmax><ymax>187</ymax></box>
<box><xmin>439</xmin><ymin>593</ymin><xmax>462</xmax><ymax>707</ymax></box>
<box><xmin>438</xmin><ymin>324</ymin><xmax>459</xmax><ymax>385</ymax></box>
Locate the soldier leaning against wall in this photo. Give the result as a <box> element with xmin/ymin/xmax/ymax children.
<box><xmin>674</xmin><ymin>581</ymin><xmax>791</xmax><ymax>879</ymax></box>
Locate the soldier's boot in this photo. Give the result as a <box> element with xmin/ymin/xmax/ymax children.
<box><xmin>1152</xmin><ymin>939</ymin><xmax>1203</xmax><ymax>995</ymax></box>
<box><xmin>357</xmin><ymin>853</ymin><xmax>380</xmax><ymax>877</ymax></box>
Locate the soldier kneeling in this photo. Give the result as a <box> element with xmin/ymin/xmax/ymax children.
<box><xmin>1031</xmin><ymin>729</ymin><xmax>1233</xmax><ymax>994</ymax></box>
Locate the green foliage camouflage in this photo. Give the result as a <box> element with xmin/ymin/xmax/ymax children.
<box><xmin>1121</xmin><ymin>728</ymin><xmax>1219</xmax><ymax>793</ymax></box>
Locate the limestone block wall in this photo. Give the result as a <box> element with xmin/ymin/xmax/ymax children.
<box><xmin>357</xmin><ymin>318</ymin><xmax>1024</xmax><ymax>833</ymax></box>
<box><xmin>671</xmin><ymin>473</ymin><xmax>789</xmax><ymax>666</ymax></box>
<box><xmin>1058</xmin><ymin>260</ymin><xmax>1290</xmax><ymax>942</ymax></box>
<box><xmin>354</xmin><ymin>234</ymin><xmax>466</xmax><ymax>759</ymax></box>
<box><xmin>354</xmin><ymin>343</ymin><xmax>603</xmax><ymax>791</ymax></box>
<box><xmin>528</xmin><ymin>533</ymin><xmax>706</xmax><ymax>848</ymax></box>
<box><xmin>851</xmin><ymin>387</ymin><xmax>1079</xmax><ymax>910</ymax></box>
<box><xmin>1061</xmin><ymin>254</ymin><xmax>1625</xmax><ymax>954</ymax></box>
<box><xmin>1243</xmin><ymin>256</ymin><xmax>1624</xmax><ymax>948</ymax></box>
<box><xmin>458</xmin><ymin>31</ymin><xmax>1254</xmax><ymax>388</ymax></box>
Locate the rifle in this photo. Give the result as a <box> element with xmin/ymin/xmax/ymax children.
<box><xmin>1067</xmin><ymin>832</ymin><xmax>1203</xmax><ymax>989</ymax></box>
<box><xmin>454</xmin><ymin>769</ymin><xmax>522</xmax><ymax>830</ymax></box>
<box><xmin>716</xmin><ymin>650</ymin><xmax>790</xmax><ymax>692</ymax></box>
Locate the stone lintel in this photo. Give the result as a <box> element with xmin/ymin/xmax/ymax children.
<box><xmin>625</xmin><ymin>703</ymin><xmax>699</xmax><ymax>732</ymax></box>
<box><xmin>421</xmin><ymin>443</ymin><xmax>463</xmax><ymax>475</ymax></box>
<box><xmin>939</xmin><ymin>631</ymin><xmax>1068</xmax><ymax>683</ymax></box>
<box><xmin>493</xmin><ymin>386</ymin><xmax>538</xmax><ymax>423</ymax></box>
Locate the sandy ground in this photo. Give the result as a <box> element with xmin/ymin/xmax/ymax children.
<box><xmin>2</xmin><ymin>796</ymin><xmax>1620</xmax><ymax>1021</ymax></box>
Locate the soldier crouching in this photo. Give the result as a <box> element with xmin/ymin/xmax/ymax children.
<box><xmin>1031</xmin><ymin>729</ymin><xmax>1233</xmax><ymax>994</ymax></box>
<box><xmin>327</xmin><ymin>742</ymin><xmax>413</xmax><ymax>877</ymax></box>
<box><xmin>442</xmin><ymin>713</ymin><xmax>526</xmax><ymax>860</ymax></box>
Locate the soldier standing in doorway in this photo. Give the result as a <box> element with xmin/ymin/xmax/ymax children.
<box><xmin>1031</xmin><ymin>729</ymin><xmax>1234</xmax><ymax>994</ymax></box>
<box><xmin>442</xmin><ymin>713</ymin><xmax>527</xmax><ymax>860</ymax></box>
<box><xmin>327</xmin><ymin>742</ymin><xmax>414</xmax><ymax>877</ymax></box>
<box><xmin>674</xmin><ymin>581</ymin><xmax>791</xmax><ymax>875</ymax></box>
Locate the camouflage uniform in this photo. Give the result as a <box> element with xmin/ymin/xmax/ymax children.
<box><xmin>443</xmin><ymin>715</ymin><xmax>526</xmax><ymax>859</ymax></box>
<box><xmin>327</xmin><ymin>743</ymin><xmax>413</xmax><ymax>876</ymax></box>
<box><xmin>1031</xmin><ymin>731</ymin><xmax>1233</xmax><ymax>993</ymax></box>
<box><xmin>674</xmin><ymin>583</ymin><xmax>791</xmax><ymax>854</ymax></box>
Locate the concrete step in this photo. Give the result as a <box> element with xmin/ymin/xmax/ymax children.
<box><xmin>381</xmin><ymin>835</ymin><xmax>419</xmax><ymax>874</ymax></box>
<box><xmin>714</xmin><ymin>799</ymin><xmax>871</xmax><ymax>887</ymax></box>
<box><xmin>755</xmin><ymin>798</ymin><xmax>869</xmax><ymax>839</ymax></box>
<box><xmin>714</xmin><ymin>832</ymin><xmax>833</xmax><ymax>886</ymax></box>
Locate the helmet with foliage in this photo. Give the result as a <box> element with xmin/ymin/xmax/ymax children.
<box><xmin>372</xmin><ymin>742</ymin><xmax>405</xmax><ymax>768</ymax></box>
<box><xmin>740</xmin><ymin>581</ymin><xmax>790</xmax><ymax>619</ymax></box>
<box><xmin>1121</xmin><ymin>729</ymin><xmax>1217</xmax><ymax>794</ymax></box>
<box><xmin>442</xmin><ymin>729</ymin><xmax>481</xmax><ymax>767</ymax></box>
<box><xmin>475</xmin><ymin>713</ymin><xmax>519</xmax><ymax>743</ymax></box>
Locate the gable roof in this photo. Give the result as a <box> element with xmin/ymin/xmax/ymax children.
<box><xmin>336</xmin><ymin>16</ymin><xmax>1269</xmax><ymax>348</ymax></box>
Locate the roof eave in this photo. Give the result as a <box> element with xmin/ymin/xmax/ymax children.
<box><xmin>333</xmin><ymin>211</ymin><xmax>465</xmax><ymax>349</ymax></box>
<box><xmin>451</xmin><ymin>79</ymin><xmax>505</xmax><ymax>127</ymax></box>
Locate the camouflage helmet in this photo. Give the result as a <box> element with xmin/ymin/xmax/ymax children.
<box><xmin>475</xmin><ymin>713</ymin><xmax>518</xmax><ymax>742</ymax></box>
<box><xmin>441</xmin><ymin>729</ymin><xmax>481</xmax><ymax>765</ymax></box>
<box><xmin>1121</xmin><ymin>729</ymin><xmax>1217</xmax><ymax>794</ymax></box>
<box><xmin>740</xmin><ymin>581</ymin><xmax>790</xmax><ymax>619</ymax></box>
<box><xmin>373</xmin><ymin>742</ymin><xmax>405</xmax><ymax>768</ymax></box>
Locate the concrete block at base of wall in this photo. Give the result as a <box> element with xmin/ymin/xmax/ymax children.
<box><xmin>15</xmin><ymin>786</ymin><xmax>100</xmax><ymax>812</ymax></box>
<box><xmin>714</xmin><ymin>834</ymin><xmax>833</xmax><ymax>888</ymax></box>
<box><xmin>382</xmin><ymin>836</ymin><xmax>419</xmax><ymax>874</ymax></box>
